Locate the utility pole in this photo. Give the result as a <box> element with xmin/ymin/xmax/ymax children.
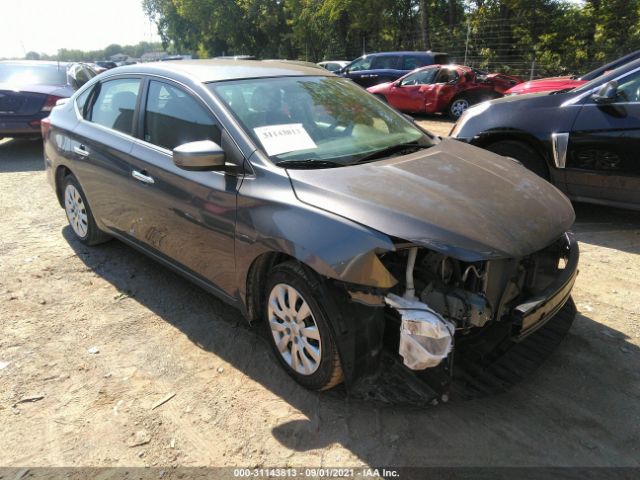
<box><xmin>420</xmin><ymin>0</ymin><xmax>431</xmax><ymax>50</ymax></box>
<box><xmin>464</xmin><ymin>22</ymin><xmax>471</xmax><ymax>66</ymax></box>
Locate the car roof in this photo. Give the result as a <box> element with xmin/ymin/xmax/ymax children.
<box><xmin>111</xmin><ymin>59</ymin><xmax>335</xmax><ymax>83</ymax></box>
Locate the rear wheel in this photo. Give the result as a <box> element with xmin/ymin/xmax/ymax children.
<box><xmin>264</xmin><ymin>261</ymin><xmax>343</xmax><ymax>391</ymax></box>
<box><xmin>62</xmin><ymin>175</ymin><xmax>110</xmax><ymax>245</ymax></box>
<box><xmin>486</xmin><ymin>140</ymin><xmax>550</xmax><ymax>180</ymax></box>
<box><xmin>449</xmin><ymin>97</ymin><xmax>470</xmax><ymax>119</ymax></box>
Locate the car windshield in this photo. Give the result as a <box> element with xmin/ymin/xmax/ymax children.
<box><xmin>209</xmin><ymin>76</ymin><xmax>432</xmax><ymax>165</ymax></box>
<box><xmin>0</xmin><ymin>63</ymin><xmax>67</xmax><ymax>86</ymax></box>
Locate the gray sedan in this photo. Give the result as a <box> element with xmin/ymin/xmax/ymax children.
<box><xmin>43</xmin><ymin>60</ymin><xmax>578</xmax><ymax>398</ymax></box>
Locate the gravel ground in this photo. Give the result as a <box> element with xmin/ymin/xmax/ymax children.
<box><xmin>1</xmin><ymin>134</ymin><xmax>639</xmax><ymax>468</ymax></box>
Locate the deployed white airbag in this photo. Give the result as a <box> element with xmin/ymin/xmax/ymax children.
<box><xmin>385</xmin><ymin>294</ymin><xmax>455</xmax><ymax>370</ymax></box>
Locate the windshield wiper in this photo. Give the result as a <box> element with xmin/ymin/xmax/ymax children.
<box><xmin>352</xmin><ymin>142</ymin><xmax>431</xmax><ymax>164</ymax></box>
<box><xmin>275</xmin><ymin>159</ymin><xmax>345</xmax><ymax>169</ymax></box>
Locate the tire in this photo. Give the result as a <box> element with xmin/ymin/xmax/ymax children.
<box><xmin>485</xmin><ymin>140</ymin><xmax>550</xmax><ymax>180</ymax></box>
<box><xmin>264</xmin><ymin>261</ymin><xmax>343</xmax><ymax>391</ymax></box>
<box><xmin>448</xmin><ymin>96</ymin><xmax>470</xmax><ymax>119</ymax></box>
<box><xmin>62</xmin><ymin>175</ymin><xmax>110</xmax><ymax>245</ymax></box>
<box><xmin>374</xmin><ymin>93</ymin><xmax>388</xmax><ymax>103</ymax></box>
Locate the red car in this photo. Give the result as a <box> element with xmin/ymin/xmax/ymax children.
<box><xmin>367</xmin><ymin>64</ymin><xmax>522</xmax><ymax>118</ymax></box>
<box><xmin>506</xmin><ymin>50</ymin><xmax>640</xmax><ymax>96</ymax></box>
<box><xmin>505</xmin><ymin>76</ymin><xmax>585</xmax><ymax>96</ymax></box>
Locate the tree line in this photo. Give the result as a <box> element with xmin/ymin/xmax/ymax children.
<box><xmin>142</xmin><ymin>0</ymin><xmax>640</xmax><ymax>77</ymax></box>
<box><xmin>21</xmin><ymin>41</ymin><xmax>165</xmax><ymax>63</ymax></box>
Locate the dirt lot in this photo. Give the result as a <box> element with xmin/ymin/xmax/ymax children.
<box><xmin>1</xmin><ymin>125</ymin><xmax>639</xmax><ymax>468</ymax></box>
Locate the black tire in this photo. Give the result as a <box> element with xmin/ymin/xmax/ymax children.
<box><xmin>264</xmin><ymin>261</ymin><xmax>343</xmax><ymax>391</ymax></box>
<box><xmin>62</xmin><ymin>175</ymin><xmax>110</xmax><ymax>245</ymax></box>
<box><xmin>485</xmin><ymin>140</ymin><xmax>550</xmax><ymax>180</ymax></box>
<box><xmin>448</xmin><ymin>96</ymin><xmax>470</xmax><ymax>119</ymax></box>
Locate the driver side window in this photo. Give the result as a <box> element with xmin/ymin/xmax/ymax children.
<box><xmin>435</xmin><ymin>69</ymin><xmax>459</xmax><ymax>84</ymax></box>
<box><xmin>144</xmin><ymin>80</ymin><xmax>221</xmax><ymax>151</ymax></box>
<box><xmin>616</xmin><ymin>71</ymin><xmax>640</xmax><ymax>102</ymax></box>
<box><xmin>400</xmin><ymin>69</ymin><xmax>438</xmax><ymax>86</ymax></box>
<box><xmin>348</xmin><ymin>57</ymin><xmax>373</xmax><ymax>72</ymax></box>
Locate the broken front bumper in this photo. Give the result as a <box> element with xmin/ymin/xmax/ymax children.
<box><xmin>512</xmin><ymin>233</ymin><xmax>579</xmax><ymax>341</ymax></box>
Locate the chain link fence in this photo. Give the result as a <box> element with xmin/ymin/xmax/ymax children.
<box><xmin>320</xmin><ymin>17</ymin><xmax>636</xmax><ymax>80</ymax></box>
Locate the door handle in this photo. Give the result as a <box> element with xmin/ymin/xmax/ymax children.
<box><xmin>74</xmin><ymin>144</ymin><xmax>89</xmax><ymax>157</ymax></box>
<box><xmin>132</xmin><ymin>170</ymin><xmax>155</xmax><ymax>185</ymax></box>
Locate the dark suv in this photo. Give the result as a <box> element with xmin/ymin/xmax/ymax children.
<box><xmin>451</xmin><ymin>57</ymin><xmax>640</xmax><ymax>211</ymax></box>
<box><xmin>340</xmin><ymin>51</ymin><xmax>449</xmax><ymax>88</ymax></box>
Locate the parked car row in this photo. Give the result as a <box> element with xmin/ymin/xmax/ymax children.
<box><xmin>42</xmin><ymin>59</ymin><xmax>579</xmax><ymax>399</ymax></box>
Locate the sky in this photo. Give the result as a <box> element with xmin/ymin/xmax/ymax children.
<box><xmin>0</xmin><ymin>0</ymin><xmax>161</xmax><ymax>59</ymax></box>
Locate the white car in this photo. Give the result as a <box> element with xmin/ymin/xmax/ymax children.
<box><xmin>317</xmin><ymin>60</ymin><xmax>349</xmax><ymax>73</ymax></box>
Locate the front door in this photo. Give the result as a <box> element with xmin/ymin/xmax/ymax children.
<box><xmin>127</xmin><ymin>79</ymin><xmax>241</xmax><ymax>296</ymax></box>
<box><xmin>566</xmin><ymin>70</ymin><xmax>640</xmax><ymax>208</ymax></box>
<box><xmin>388</xmin><ymin>67</ymin><xmax>440</xmax><ymax>112</ymax></box>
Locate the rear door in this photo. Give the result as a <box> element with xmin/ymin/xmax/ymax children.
<box><xmin>126</xmin><ymin>78</ymin><xmax>241</xmax><ymax>296</ymax></box>
<box><xmin>565</xmin><ymin>69</ymin><xmax>640</xmax><ymax>208</ymax></box>
<box><xmin>71</xmin><ymin>76</ymin><xmax>143</xmax><ymax>233</ymax></box>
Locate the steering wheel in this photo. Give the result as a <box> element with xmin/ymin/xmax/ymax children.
<box><xmin>322</xmin><ymin>119</ymin><xmax>354</xmax><ymax>138</ymax></box>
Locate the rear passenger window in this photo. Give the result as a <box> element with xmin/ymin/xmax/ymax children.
<box><xmin>144</xmin><ymin>80</ymin><xmax>221</xmax><ymax>151</ymax></box>
<box><xmin>89</xmin><ymin>78</ymin><xmax>141</xmax><ymax>135</ymax></box>
<box><xmin>75</xmin><ymin>86</ymin><xmax>95</xmax><ymax>119</ymax></box>
<box><xmin>403</xmin><ymin>56</ymin><xmax>429</xmax><ymax>70</ymax></box>
<box><xmin>371</xmin><ymin>55</ymin><xmax>399</xmax><ymax>70</ymax></box>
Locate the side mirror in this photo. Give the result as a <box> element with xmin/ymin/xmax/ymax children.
<box><xmin>173</xmin><ymin>140</ymin><xmax>226</xmax><ymax>171</ymax></box>
<box><xmin>592</xmin><ymin>80</ymin><xmax>618</xmax><ymax>104</ymax></box>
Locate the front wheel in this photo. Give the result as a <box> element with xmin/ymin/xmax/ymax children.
<box><xmin>485</xmin><ymin>140</ymin><xmax>550</xmax><ymax>180</ymax></box>
<box><xmin>264</xmin><ymin>261</ymin><xmax>343</xmax><ymax>391</ymax></box>
<box><xmin>62</xmin><ymin>175</ymin><xmax>110</xmax><ymax>245</ymax></box>
<box><xmin>448</xmin><ymin>97</ymin><xmax>470</xmax><ymax>119</ymax></box>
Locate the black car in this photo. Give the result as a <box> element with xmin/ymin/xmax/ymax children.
<box><xmin>43</xmin><ymin>60</ymin><xmax>578</xmax><ymax>399</ymax></box>
<box><xmin>0</xmin><ymin>61</ymin><xmax>96</xmax><ymax>139</ymax></box>
<box><xmin>95</xmin><ymin>61</ymin><xmax>118</xmax><ymax>70</ymax></box>
<box><xmin>339</xmin><ymin>51</ymin><xmax>449</xmax><ymax>88</ymax></box>
<box><xmin>451</xmin><ymin>58</ymin><xmax>640</xmax><ymax>211</ymax></box>
<box><xmin>577</xmin><ymin>49</ymin><xmax>640</xmax><ymax>82</ymax></box>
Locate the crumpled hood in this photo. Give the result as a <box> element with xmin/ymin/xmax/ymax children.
<box><xmin>287</xmin><ymin>138</ymin><xmax>575</xmax><ymax>261</ymax></box>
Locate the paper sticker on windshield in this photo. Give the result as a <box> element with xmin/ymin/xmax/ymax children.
<box><xmin>253</xmin><ymin>124</ymin><xmax>317</xmax><ymax>156</ymax></box>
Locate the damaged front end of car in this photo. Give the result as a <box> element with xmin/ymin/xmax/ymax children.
<box><xmin>334</xmin><ymin>232</ymin><xmax>579</xmax><ymax>403</ymax></box>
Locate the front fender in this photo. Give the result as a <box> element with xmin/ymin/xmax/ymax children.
<box><xmin>235</xmin><ymin>168</ymin><xmax>398</xmax><ymax>306</ymax></box>
<box><xmin>236</xmin><ymin>196</ymin><xmax>398</xmax><ymax>295</ymax></box>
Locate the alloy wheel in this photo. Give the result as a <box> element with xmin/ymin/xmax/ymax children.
<box><xmin>267</xmin><ymin>283</ymin><xmax>322</xmax><ymax>375</ymax></box>
<box><xmin>64</xmin><ymin>184</ymin><xmax>88</xmax><ymax>238</ymax></box>
<box><xmin>451</xmin><ymin>98</ymin><xmax>470</xmax><ymax>118</ymax></box>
